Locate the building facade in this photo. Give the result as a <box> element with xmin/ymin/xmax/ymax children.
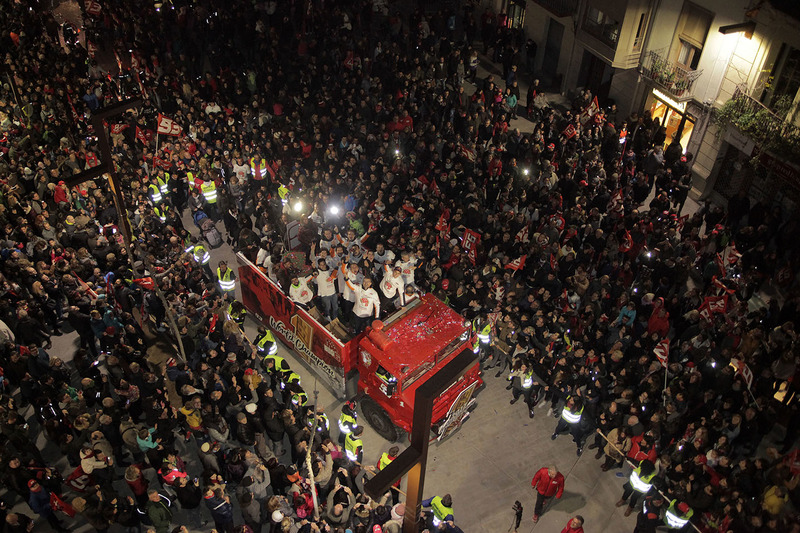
<box><xmin>481</xmin><ymin>0</ymin><xmax>800</xmax><ymax>211</ymax></box>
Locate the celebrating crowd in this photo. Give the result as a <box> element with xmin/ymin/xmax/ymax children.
<box><xmin>0</xmin><ymin>0</ymin><xmax>799</xmax><ymax>532</ymax></box>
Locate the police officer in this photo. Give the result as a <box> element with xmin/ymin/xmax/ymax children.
<box><xmin>338</xmin><ymin>400</ymin><xmax>358</xmax><ymax>445</ymax></box>
<box><xmin>200</xmin><ymin>176</ymin><xmax>218</xmax><ymax>219</ymax></box>
<box><xmin>227</xmin><ymin>301</ymin><xmax>247</xmax><ymax>327</ymax></box>
<box><xmin>634</xmin><ymin>493</ymin><xmax>666</xmax><ymax>533</ymax></box>
<box><xmin>664</xmin><ymin>500</ymin><xmax>693</xmax><ymax>531</ymax></box>
<box><xmin>508</xmin><ymin>361</ymin><xmax>540</xmax><ymax>419</ymax></box>
<box><xmin>305</xmin><ymin>407</ymin><xmax>330</xmax><ymax>441</ymax></box>
<box><xmin>551</xmin><ymin>395</ymin><xmax>586</xmax><ymax>456</ymax></box>
<box><xmin>344</xmin><ymin>425</ymin><xmax>364</xmax><ymax>463</ymax></box>
<box><xmin>254</xmin><ymin>327</ymin><xmax>278</xmax><ymax>358</ymax></box>
<box><xmin>421</xmin><ymin>494</ymin><xmax>454</xmax><ymax>529</ymax></box>
<box><xmin>616</xmin><ymin>460</ymin><xmax>657</xmax><ymax>516</ymax></box>
<box><xmin>191</xmin><ymin>240</ymin><xmax>213</xmax><ymax>278</ymax></box>
<box><xmin>378</xmin><ymin>445</ymin><xmax>401</xmax><ymax>505</ymax></box>
<box><xmin>216</xmin><ymin>260</ymin><xmax>237</xmax><ymax>300</ymax></box>
<box><xmin>148</xmin><ymin>175</ymin><xmax>164</xmax><ymax>204</ymax></box>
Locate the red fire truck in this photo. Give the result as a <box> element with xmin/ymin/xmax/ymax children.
<box><xmin>236</xmin><ymin>253</ymin><xmax>483</xmax><ymax>442</ymax></box>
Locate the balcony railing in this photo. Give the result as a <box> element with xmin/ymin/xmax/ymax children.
<box><xmin>639</xmin><ymin>48</ymin><xmax>703</xmax><ymax>101</ymax></box>
<box><xmin>531</xmin><ymin>0</ymin><xmax>579</xmax><ymax>18</ymax></box>
<box><xmin>715</xmin><ymin>86</ymin><xmax>800</xmax><ymax>166</ymax></box>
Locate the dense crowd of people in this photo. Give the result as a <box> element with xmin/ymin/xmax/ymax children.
<box><xmin>0</xmin><ymin>0</ymin><xmax>799</xmax><ymax>532</ymax></box>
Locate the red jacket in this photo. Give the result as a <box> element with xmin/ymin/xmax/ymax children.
<box><xmin>531</xmin><ymin>468</ymin><xmax>564</xmax><ymax>498</ymax></box>
<box><xmin>561</xmin><ymin>525</ymin><xmax>584</xmax><ymax>533</ymax></box>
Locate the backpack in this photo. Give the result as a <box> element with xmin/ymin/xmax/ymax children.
<box><xmin>204</xmin><ymin>226</ymin><xmax>222</xmax><ymax>248</ymax></box>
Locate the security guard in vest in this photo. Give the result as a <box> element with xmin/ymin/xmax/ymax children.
<box><xmin>227</xmin><ymin>301</ymin><xmax>247</xmax><ymax>327</ymax></box>
<box><xmin>290</xmin><ymin>389</ymin><xmax>308</xmax><ymax>408</ymax></box>
<box><xmin>277</xmin><ymin>183</ymin><xmax>290</xmax><ymax>205</ymax></box>
<box><xmin>250</xmin><ymin>154</ymin><xmax>267</xmax><ymax>180</ymax></box>
<box><xmin>305</xmin><ymin>407</ymin><xmax>330</xmax><ymax>440</ymax></box>
<box><xmin>421</xmin><ymin>494</ymin><xmax>454</xmax><ymax>528</ymax></box>
<box><xmin>617</xmin><ymin>459</ymin><xmax>657</xmax><ymax>517</ymax></box>
<box><xmin>338</xmin><ymin>400</ymin><xmax>359</xmax><ymax>445</ymax></box>
<box><xmin>509</xmin><ymin>362</ymin><xmax>540</xmax><ymax>419</ymax></box>
<box><xmin>279</xmin><ymin>369</ymin><xmax>301</xmax><ymax>392</ymax></box>
<box><xmin>200</xmin><ymin>177</ymin><xmax>218</xmax><ymax>219</ymax></box>
<box><xmin>216</xmin><ymin>260</ymin><xmax>236</xmax><ymax>299</ymax></box>
<box><xmin>254</xmin><ymin>327</ymin><xmax>279</xmax><ymax>357</ymax></box>
<box><xmin>344</xmin><ymin>425</ymin><xmax>364</xmax><ymax>463</ymax></box>
<box><xmin>148</xmin><ymin>176</ymin><xmax>164</xmax><ymax>204</ymax></box>
<box><xmin>664</xmin><ymin>500</ymin><xmax>693</xmax><ymax>530</ymax></box>
<box><xmin>192</xmin><ymin>241</ymin><xmax>213</xmax><ymax>278</ymax></box>
<box><xmin>156</xmin><ymin>168</ymin><xmax>170</xmax><ymax>199</ymax></box>
<box><xmin>472</xmin><ymin>313</ymin><xmax>493</xmax><ymax>364</ymax></box>
<box><xmin>551</xmin><ymin>394</ymin><xmax>586</xmax><ymax>456</ymax></box>
<box><xmin>153</xmin><ymin>203</ymin><xmax>169</xmax><ymax>223</ymax></box>
<box><xmin>378</xmin><ymin>446</ymin><xmax>401</xmax><ymax>505</ymax></box>
<box><xmin>261</xmin><ymin>352</ymin><xmax>290</xmax><ymax>378</ymax></box>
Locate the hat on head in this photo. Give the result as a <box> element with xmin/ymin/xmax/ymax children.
<box><xmin>27</xmin><ymin>479</ymin><xmax>38</xmax><ymax>488</ymax></box>
<box><xmin>226</xmin><ymin>353</ymin><xmax>237</xmax><ymax>363</ymax></box>
<box><xmin>272</xmin><ymin>510</ymin><xmax>284</xmax><ymax>522</ymax></box>
<box><xmin>245</xmin><ymin>403</ymin><xmax>257</xmax><ymax>414</ymax></box>
<box><xmin>200</xmin><ymin>442</ymin><xmax>211</xmax><ymax>453</ymax></box>
<box><xmin>105</xmin><ymin>326</ymin><xmax>116</xmax><ymax>335</ymax></box>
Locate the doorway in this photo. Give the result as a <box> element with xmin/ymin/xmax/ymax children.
<box><xmin>577</xmin><ymin>50</ymin><xmax>613</xmax><ymax>102</ymax></box>
<box><xmin>541</xmin><ymin>18</ymin><xmax>564</xmax><ymax>89</ymax></box>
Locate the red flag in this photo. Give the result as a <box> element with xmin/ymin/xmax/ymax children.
<box><xmin>430</xmin><ymin>179</ymin><xmax>442</xmax><ymax>197</ymax></box>
<box><xmin>738</xmin><ymin>362</ymin><xmax>754</xmax><ymax>389</ymax></box>
<box><xmin>722</xmin><ymin>243</ymin><xmax>742</xmax><ymax>265</ymax></box>
<box><xmin>153</xmin><ymin>156</ymin><xmax>171</xmax><ymax>170</ymax></box>
<box><xmin>699</xmin><ymin>295</ymin><xmax>728</xmax><ymax>320</ymax></box>
<box><xmin>133</xmin><ymin>277</ymin><xmax>155</xmax><ymax>290</ymax></box>
<box><xmin>156</xmin><ymin>114</ymin><xmax>182</xmax><ymax>136</ymax></box>
<box><xmin>50</xmin><ymin>492</ymin><xmax>76</xmax><ymax>517</ymax></box>
<box><xmin>458</xmin><ymin>142</ymin><xmax>476</xmax><ymax>162</ymax></box>
<box><xmin>550</xmin><ymin>214</ymin><xmax>565</xmax><ymax>232</ymax></box>
<box><xmin>515</xmin><ymin>223</ymin><xmax>530</xmax><ymax>244</ymax></box>
<box><xmin>579</xmin><ymin>96</ymin><xmax>600</xmax><ymax>126</ymax></box>
<box><xmin>506</xmin><ymin>254</ymin><xmax>527</xmax><ymax>271</ymax></box>
<box><xmin>110</xmin><ymin>123</ymin><xmax>128</xmax><ymax>134</ymax></box>
<box><xmin>462</xmin><ymin>229</ymin><xmax>481</xmax><ymax>265</ymax></box>
<box><xmin>550</xmin><ymin>253</ymin><xmax>558</xmax><ymax>271</ymax></box>
<box><xmin>435</xmin><ymin>213</ymin><xmax>449</xmax><ymax>233</ymax></box>
<box><xmin>715</xmin><ymin>253</ymin><xmax>726</xmax><ymax>277</ymax></box>
<box><xmin>209</xmin><ymin>313</ymin><xmax>219</xmax><ymax>333</ymax></box>
<box><xmin>608</xmin><ymin>189</ymin><xmax>624</xmax><ymax>213</ymax></box>
<box><xmin>619</xmin><ymin>230</ymin><xmax>633</xmax><ymax>253</ymax></box>
<box><xmin>712</xmin><ymin>276</ymin><xmax>736</xmax><ymax>295</ymax></box>
<box><xmin>135</xmin><ymin>126</ymin><xmax>146</xmax><ymax>144</ymax></box>
<box><xmin>85</xmin><ymin>0</ymin><xmax>102</xmax><ymax>16</ymax></box>
<box><xmin>654</xmin><ymin>338</ymin><xmax>670</xmax><ymax>368</ymax></box>
<box><xmin>676</xmin><ymin>214</ymin><xmax>689</xmax><ymax>232</ymax></box>
<box><xmin>130</xmin><ymin>52</ymin><xmax>141</xmax><ymax>71</ymax></box>
<box><xmin>562</xmin><ymin>123</ymin><xmax>577</xmax><ymax>139</ymax></box>
<box><xmin>85</xmin><ymin>152</ymin><xmax>99</xmax><ymax>168</ymax></box>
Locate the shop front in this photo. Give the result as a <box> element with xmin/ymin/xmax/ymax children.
<box><xmin>645</xmin><ymin>88</ymin><xmax>695</xmax><ymax>151</ymax></box>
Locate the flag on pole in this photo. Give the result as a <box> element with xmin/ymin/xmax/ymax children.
<box><xmin>462</xmin><ymin>229</ymin><xmax>481</xmax><ymax>265</ymax></box>
<box><xmin>506</xmin><ymin>255</ymin><xmax>527</xmax><ymax>271</ymax></box>
<box><xmin>619</xmin><ymin>230</ymin><xmax>633</xmax><ymax>253</ymax></box>
<box><xmin>730</xmin><ymin>359</ymin><xmax>754</xmax><ymax>389</ymax></box>
<box><xmin>676</xmin><ymin>214</ymin><xmax>689</xmax><ymax>232</ymax></box>
<box><xmin>458</xmin><ymin>142</ymin><xmax>476</xmax><ymax>162</ymax></box>
<box><xmin>579</xmin><ymin>96</ymin><xmax>600</xmax><ymax>126</ymax></box>
<box><xmin>156</xmin><ymin>114</ymin><xmax>182</xmax><ymax>136</ymax></box>
<box><xmin>714</xmin><ymin>253</ymin><xmax>726</xmax><ymax>277</ymax></box>
<box><xmin>153</xmin><ymin>156</ymin><xmax>171</xmax><ymax>170</ymax></box>
<box><xmin>654</xmin><ymin>338</ymin><xmax>670</xmax><ymax>368</ymax></box>
<box><xmin>435</xmin><ymin>213</ymin><xmax>450</xmax><ymax>233</ymax></box>
<box><xmin>562</xmin><ymin>123</ymin><xmax>578</xmax><ymax>139</ymax></box>
<box><xmin>515</xmin><ymin>223</ymin><xmax>530</xmax><ymax>244</ymax></box>
<box><xmin>110</xmin><ymin>123</ymin><xmax>128</xmax><ymax>134</ymax></box>
<box><xmin>135</xmin><ymin>126</ymin><xmax>153</xmax><ymax>145</ymax></box>
<box><xmin>549</xmin><ymin>253</ymin><xmax>558</xmax><ymax>271</ymax></box>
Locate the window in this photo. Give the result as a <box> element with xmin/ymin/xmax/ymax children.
<box><xmin>670</xmin><ymin>2</ymin><xmax>712</xmax><ymax>71</ymax></box>
<box><xmin>767</xmin><ymin>45</ymin><xmax>800</xmax><ymax>112</ymax></box>
<box><xmin>633</xmin><ymin>13</ymin><xmax>648</xmax><ymax>51</ymax></box>
<box><xmin>677</xmin><ymin>40</ymin><xmax>701</xmax><ymax>70</ymax></box>
<box><xmin>583</xmin><ymin>7</ymin><xmax>620</xmax><ymax>49</ymax></box>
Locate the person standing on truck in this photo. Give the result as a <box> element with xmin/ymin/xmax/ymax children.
<box><xmin>313</xmin><ymin>258</ymin><xmax>339</xmax><ymax>322</ymax></box>
<box><xmin>344</xmin><ymin>274</ymin><xmax>381</xmax><ymax>334</ymax></box>
<box><xmin>378</xmin><ymin>446</ymin><xmax>402</xmax><ymax>505</ymax></box>
<box><xmin>216</xmin><ymin>260</ymin><xmax>237</xmax><ymax>300</ymax></box>
<box><xmin>530</xmin><ymin>465</ymin><xmax>564</xmax><ymax>523</ymax></box>
<box><xmin>344</xmin><ymin>426</ymin><xmax>364</xmax><ymax>464</ymax></box>
<box><xmin>379</xmin><ymin>265</ymin><xmax>405</xmax><ymax>314</ymax></box>
<box><xmin>421</xmin><ymin>493</ymin><xmax>454</xmax><ymax>529</ymax></box>
<box><xmin>338</xmin><ymin>401</ymin><xmax>359</xmax><ymax>446</ymax></box>
<box><xmin>338</xmin><ymin>262</ymin><xmax>363</xmax><ymax>322</ymax></box>
<box><xmin>289</xmin><ymin>273</ymin><xmax>315</xmax><ymax>308</ymax></box>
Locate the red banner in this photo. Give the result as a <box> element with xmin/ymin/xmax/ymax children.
<box><xmin>136</xmin><ymin>126</ymin><xmax>153</xmax><ymax>145</ymax></box>
<box><xmin>654</xmin><ymin>338</ymin><xmax>669</xmax><ymax>368</ymax></box>
<box><xmin>238</xmin><ymin>262</ymin><xmax>348</xmax><ymax>394</ymax></box>
<box><xmin>156</xmin><ymin>114</ymin><xmax>182</xmax><ymax>136</ymax></box>
<box><xmin>462</xmin><ymin>229</ymin><xmax>481</xmax><ymax>265</ymax></box>
<box><xmin>505</xmin><ymin>254</ymin><xmax>526</xmax><ymax>271</ymax></box>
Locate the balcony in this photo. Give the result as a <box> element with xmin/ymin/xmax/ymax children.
<box><xmin>639</xmin><ymin>48</ymin><xmax>702</xmax><ymax>101</ymax></box>
<box><xmin>715</xmin><ymin>86</ymin><xmax>800</xmax><ymax>167</ymax></box>
<box><xmin>531</xmin><ymin>0</ymin><xmax>579</xmax><ymax>18</ymax></box>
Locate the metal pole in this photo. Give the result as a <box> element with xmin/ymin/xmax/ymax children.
<box><xmin>304</xmin><ymin>381</ymin><xmax>321</xmax><ymax>521</ymax></box>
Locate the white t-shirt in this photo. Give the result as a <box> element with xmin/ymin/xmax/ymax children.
<box><xmin>314</xmin><ymin>269</ymin><xmax>337</xmax><ymax>297</ymax></box>
<box><xmin>289</xmin><ymin>277</ymin><xmax>314</xmax><ymax>305</ymax></box>
<box><xmin>350</xmin><ymin>285</ymin><xmax>381</xmax><ymax>318</ymax></box>
<box><xmin>232</xmin><ymin>162</ymin><xmax>250</xmax><ymax>182</ymax></box>
<box><xmin>380</xmin><ymin>265</ymin><xmax>404</xmax><ymax>299</ymax></box>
